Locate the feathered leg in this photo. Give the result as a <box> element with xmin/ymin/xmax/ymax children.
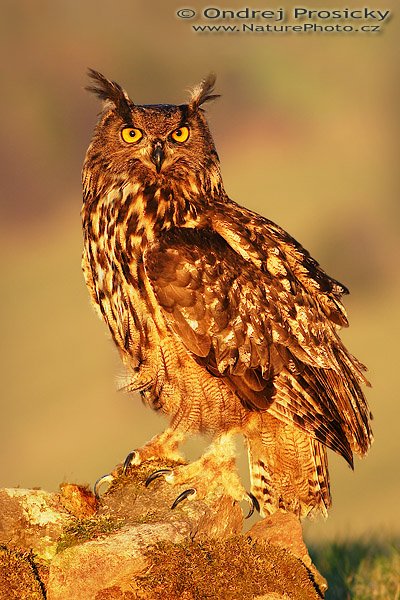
<box><xmin>245</xmin><ymin>412</ymin><xmax>331</xmax><ymax>519</ymax></box>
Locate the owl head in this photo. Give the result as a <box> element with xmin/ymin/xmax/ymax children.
<box><xmin>85</xmin><ymin>70</ymin><xmax>221</xmax><ymax>189</ymax></box>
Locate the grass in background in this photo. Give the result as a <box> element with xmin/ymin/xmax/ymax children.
<box><xmin>310</xmin><ymin>538</ymin><xmax>400</xmax><ymax>599</ymax></box>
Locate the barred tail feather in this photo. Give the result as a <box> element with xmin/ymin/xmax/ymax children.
<box><xmin>247</xmin><ymin>413</ymin><xmax>331</xmax><ymax>519</ymax></box>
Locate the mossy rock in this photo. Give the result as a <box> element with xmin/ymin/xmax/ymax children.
<box><xmin>0</xmin><ymin>546</ymin><xmax>46</xmax><ymax>600</ymax></box>
<box><xmin>138</xmin><ymin>537</ymin><xmax>323</xmax><ymax>599</ymax></box>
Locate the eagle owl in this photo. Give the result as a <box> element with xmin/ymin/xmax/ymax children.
<box><xmin>82</xmin><ymin>70</ymin><xmax>372</xmax><ymax>519</ymax></box>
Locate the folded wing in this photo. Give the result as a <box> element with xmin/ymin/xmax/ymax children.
<box><xmin>144</xmin><ymin>219</ymin><xmax>372</xmax><ymax>465</ymax></box>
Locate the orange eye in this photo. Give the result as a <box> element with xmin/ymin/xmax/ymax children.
<box><xmin>171</xmin><ymin>126</ymin><xmax>190</xmax><ymax>143</ymax></box>
<box><xmin>121</xmin><ymin>127</ymin><xmax>143</xmax><ymax>144</ymax></box>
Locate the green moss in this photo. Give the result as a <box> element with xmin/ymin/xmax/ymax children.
<box><xmin>137</xmin><ymin>537</ymin><xmax>322</xmax><ymax>600</ymax></box>
<box><xmin>57</xmin><ymin>515</ymin><xmax>125</xmax><ymax>552</ymax></box>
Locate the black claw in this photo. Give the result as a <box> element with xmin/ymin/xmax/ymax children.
<box><xmin>93</xmin><ymin>474</ymin><xmax>114</xmax><ymax>500</ymax></box>
<box><xmin>245</xmin><ymin>492</ymin><xmax>260</xmax><ymax>519</ymax></box>
<box><xmin>171</xmin><ymin>488</ymin><xmax>196</xmax><ymax>510</ymax></box>
<box><xmin>123</xmin><ymin>451</ymin><xmax>136</xmax><ymax>474</ymax></box>
<box><xmin>145</xmin><ymin>469</ymin><xmax>172</xmax><ymax>487</ymax></box>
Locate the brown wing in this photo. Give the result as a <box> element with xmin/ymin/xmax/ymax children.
<box><xmin>144</xmin><ymin>223</ymin><xmax>372</xmax><ymax>464</ymax></box>
<box><xmin>212</xmin><ymin>197</ymin><xmax>351</xmax><ymax>328</ymax></box>
<box><xmin>211</xmin><ymin>199</ymin><xmax>372</xmax><ymax>460</ymax></box>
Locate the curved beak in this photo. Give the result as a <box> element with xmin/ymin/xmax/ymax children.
<box><xmin>152</xmin><ymin>142</ymin><xmax>164</xmax><ymax>173</ymax></box>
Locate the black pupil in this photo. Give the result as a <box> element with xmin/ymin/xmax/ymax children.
<box><xmin>130</xmin><ymin>130</ymin><xmax>136</xmax><ymax>137</ymax></box>
<box><xmin>177</xmin><ymin>129</ymin><xmax>182</xmax><ymax>136</ymax></box>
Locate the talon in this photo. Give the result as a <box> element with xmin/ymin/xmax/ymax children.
<box><xmin>171</xmin><ymin>488</ymin><xmax>196</xmax><ymax>510</ymax></box>
<box><xmin>93</xmin><ymin>474</ymin><xmax>114</xmax><ymax>499</ymax></box>
<box><xmin>245</xmin><ymin>492</ymin><xmax>260</xmax><ymax>519</ymax></box>
<box><xmin>123</xmin><ymin>451</ymin><xmax>137</xmax><ymax>474</ymax></box>
<box><xmin>145</xmin><ymin>468</ymin><xmax>172</xmax><ymax>487</ymax></box>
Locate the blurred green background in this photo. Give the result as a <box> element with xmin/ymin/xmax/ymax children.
<box><xmin>0</xmin><ymin>0</ymin><xmax>398</xmax><ymax>548</ymax></box>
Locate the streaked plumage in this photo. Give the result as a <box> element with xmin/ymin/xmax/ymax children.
<box><xmin>82</xmin><ymin>70</ymin><xmax>372</xmax><ymax>518</ymax></box>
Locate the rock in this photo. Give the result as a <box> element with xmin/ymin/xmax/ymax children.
<box><xmin>133</xmin><ymin>536</ymin><xmax>322</xmax><ymax>599</ymax></box>
<box><xmin>0</xmin><ymin>467</ymin><xmax>327</xmax><ymax>599</ymax></box>
<box><xmin>254</xmin><ymin>595</ymin><xmax>291</xmax><ymax>600</ymax></box>
<box><xmin>47</xmin><ymin>463</ymin><xmax>244</xmax><ymax>598</ymax></box>
<box><xmin>98</xmin><ymin>460</ymin><xmax>243</xmax><ymax>539</ymax></box>
<box><xmin>248</xmin><ymin>512</ymin><xmax>328</xmax><ymax>596</ymax></box>
<box><xmin>58</xmin><ymin>483</ymin><xmax>98</xmax><ymax>519</ymax></box>
<box><xmin>0</xmin><ymin>484</ymin><xmax>98</xmax><ymax>563</ymax></box>
<box><xmin>248</xmin><ymin>512</ymin><xmax>310</xmax><ymax>561</ymax></box>
<box><xmin>47</xmin><ymin>522</ymin><xmax>186</xmax><ymax>599</ymax></box>
<box><xmin>0</xmin><ymin>488</ymin><xmax>71</xmax><ymax>562</ymax></box>
<box><xmin>0</xmin><ymin>546</ymin><xmax>46</xmax><ymax>600</ymax></box>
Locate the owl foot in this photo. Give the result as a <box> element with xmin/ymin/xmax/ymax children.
<box><xmin>93</xmin><ymin>450</ymin><xmax>184</xmax><ymax>499</ymax></box>
<box><xmin>171</xmin><ymin>488</ymin><xmax>196</xmax><ymax>509</ymax></box>
<box><xmin>93</xmin><ymin>453</ymin><xmax>142</xmax><ymax>499</ymax></box>
<box><xmin>146</xmin><ymin>465</ymin><xmax>259</xmax><ymax>516</ymax></box>
<box><xmin>93</xmin><ymin>474</ymin><xmax>115</xmax><ymax>499</ymax></box>
<box><xmin>246</xmin><ymin>493</ymin><xmax>260</xmax><ymax>518</ymax></box>
<box><xmin>145</xmin><ymin>468</ymin><xmax>173</xmax><ymax>486</ymax></box>
<box><xmin>122</xmin><ymin>447</ymin><xmax>185</xmax><ymax>474</ymax></box>
<box><xmin>123</xmin><ymin>451</ymin><xmax>140</xmax><ymax>474</ymax></box>
<box><xmin>93</xmin><ymin>429</ymin><xmax>187</xmax><ymax>499</ymax></box>
<box><xmin>144</xmin><ymin>433</ymin><xmax>259</xmax><ymax>517</ymax></box>
<box><xmin>144</xmin><ymin>468</ymin><xmax>195</xmax><ymax>509</ymax></box>
<box><xmin>121</xmin><ymin>427</ymin><xmax>187</xmax><ymax>473</ymax></box>
<box><xmin>144</xmin><ymin>467</ymin><xmax>196</xmax><ymax>508</ymax></box>
<box><xmin>172</xmin><ymin>487</ymin><xmax>258</xmax><ymax>518</ymax></box>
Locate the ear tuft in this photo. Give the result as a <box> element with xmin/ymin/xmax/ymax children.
<box><xmin>86</xmin><ymin>69</ymin><xmax>133</xmax><ymax>118</ymax></box>
<box><xmin>189</xmin><ymin>73</ymin><xmax>220</xmax><ymax>111</ymax></box>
